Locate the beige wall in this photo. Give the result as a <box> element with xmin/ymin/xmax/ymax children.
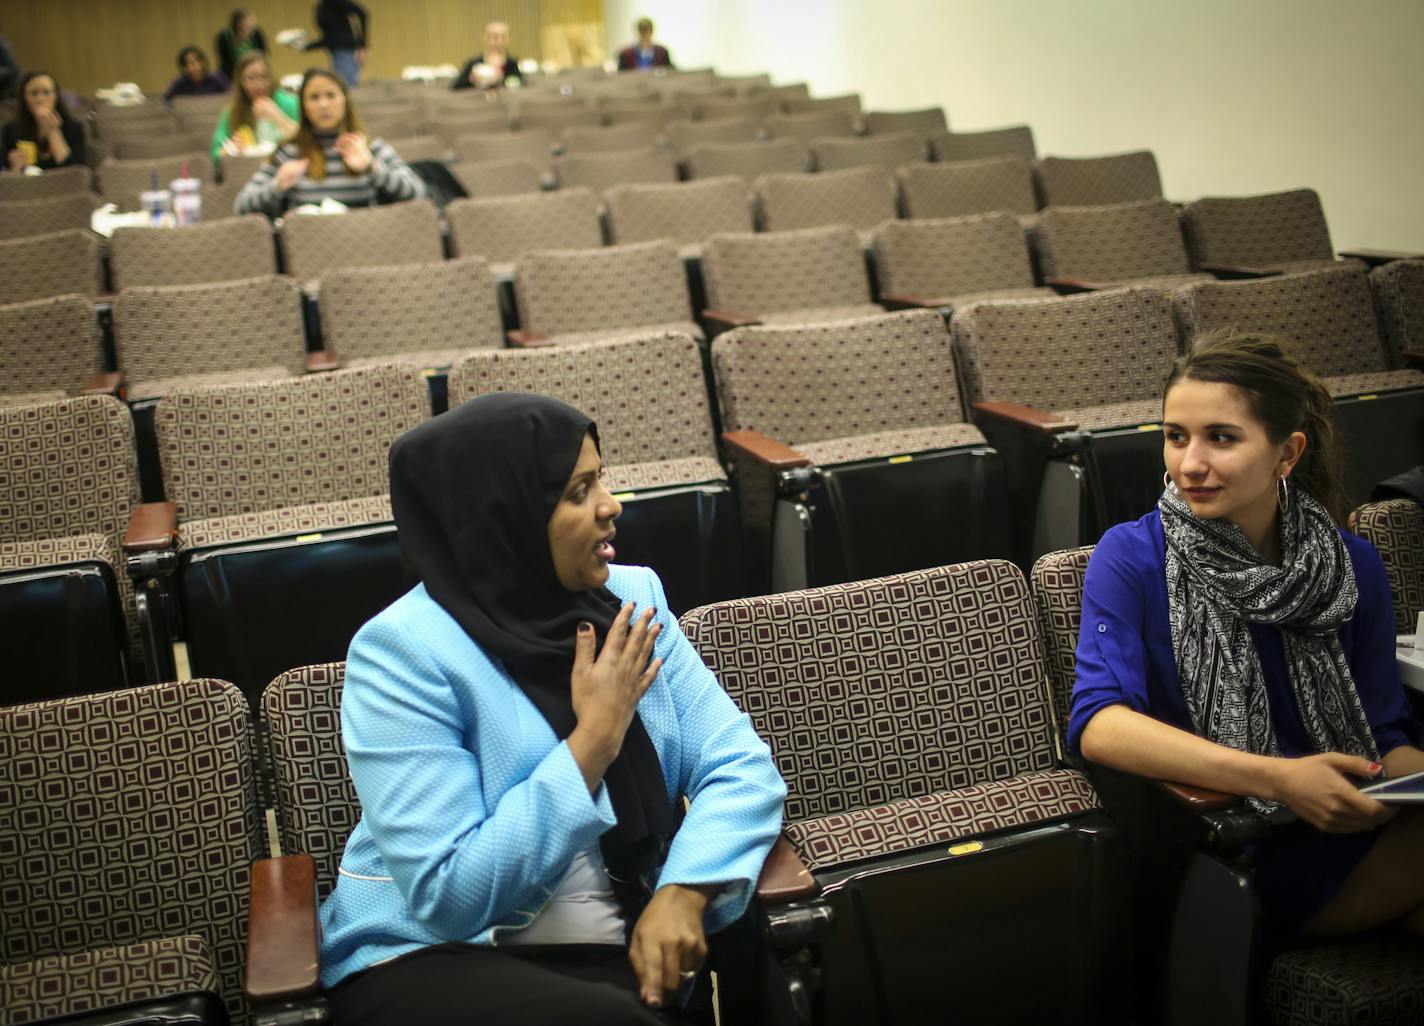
<box><xmin>604</xmin><ymin>0</ymin><xmax>1424</xmax><ymax>250</ymax></box>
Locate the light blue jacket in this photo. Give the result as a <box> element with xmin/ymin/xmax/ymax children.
<box><xmin>319</xmin><ymin>564</ymin><xmax>787</xmax><ymax>988</ymax></box>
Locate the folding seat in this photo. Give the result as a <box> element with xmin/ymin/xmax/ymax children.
<box><xmin>0</xmin><ymin>192</ymin><xmax>103</xmax><ymax>241</ymax></box>
<box><xmin>863</xmin><ymin>106</ymin><xmax>948</xmax><ymax>137</ymax></box>
<box><xmin>600</xmin><ymin>98</ymin><xmax>682</xmax><ymax>130</ymax></box>
<box><xmin>280</xmin><ymin>198</ymin><xmax>444</xmax><ymax>289</ymax></box>
<box><xmin>1181</xmin><ymin>189</ymin><xmax>1351</xmax><ymax>276</ymax></box>
<box><xmin>510</xmin><ymin>241</ymin><xmax>703</xmax><ymax>346</ymax></box>
<box><xmin>952</xmin><ymin>286</ymin><xmax>1181</xmax><ymax>559</ymax></box>
<box><xmin>1030</xmin><ymin>546</ymin><xmax>1424</xmax><ymax>1026</ymax></box>
<box><xmin>0</xmin><ymin>228</ymin><xmax>100</xmax><ymax>305</ymax></box>
<box><xmin>453</xmin><ymin>128</ymin><xmax>555</xmax><ymax>175</ymax></box>
<box><xmin>809</xmin><ymin>132</ymin><xmax>926</xmax><ymax>173</ymax></box>
<box><xmin>111</xmin><ymin>133</ymin><xmax>213</xmax><ymax>160</ymax></box>
<box><xmin>0</xmin><ymin>679</ymin><xmax>263</xmax><ymax>1025</ymax></box>
<box><xmin>449</xmin><ymin>332</ymin><xmax>739</xmax><ymax>609</ymax></box>
<box><xmin>1371</xmin><ymin>257</ymin><xmax>1424</xmax><ymax>365</ymax></box>
<box><xmin>561</xmin><ymin>121</ymin><xmax>660</xmax><ymax>153</ymax></box>
<box><xmin>1035</xmin><ymin>199</ymin><xmax>1214</xmax><ymax>291</ymax></box>
<box><xmin>1033</xmin><ymin>149</ymin><xmax>1163</xmax><ymax>207</ymax></box>
<box><xmin>446</xmin><ymin>187</ymin><xmax>603</xmax><ymax>276</ymax></box>
<box><xmin>137</xmin><ymin>363</ymin><xmax>430</xmax><ymax>696</ymax></box>
<box><xmin>98</xmin><ymin>154</ymin><xmax>215</xmax><ymax>211</ymax></box>
<box><xmin>169</xmin><ymin>92</ymin><xmax>231</xmax><ymax>129</ymax></box>
<box><xmin>0</xmin><ymin>396</ymin><xmax>136</xmax><ymax>700</ymax></box>
<box><xmin>663</xmin><ymin>116</ymin><xmax>761</xmax><ymax>156</ymax></box>
<box><xmin>1175</xmin><ymin>265</ymin><xmax>1424</xmax><ymax>502</ymax></box>
<box><xmin>700</xmin><ymin>225</ymin><xmax>882</xmax><ymax>331</ymax></box>
<box><xmin>1353</xmin><ymin>499</ymin><xmax>1424</xmax><ymax>633</ymax></box>
<box><xmin>449</xmin><ymin>157</ymin><xmax>544</xmax><ymax>198</ymax></box>
<box><xmin>783</xmin><ymin>93</ymin><xmax>863</xmax><ymax>122</ymax></box>
<box><xmin>109</xmin><ymin>213</ymin><xmax>275</xmax><ymax>290</ymax></box>
<box><xmin>683</xmin><ymin>138</ymin><xmax>807</xmax><ymax>182</ymax></box>
<box><xmin>216</xmin><ymin>152</ymin><xmax>267</xmax><ymax>186</ymax></box>
<box><xmin>428</xmin><ymin>109</ymin><xmax>512</xmax><ymax>144</ymax></box>
<box><xmin>604</xmin><ymin>176</ymin><xmax>753</xmax><ymax>257</ymax></box>
<box><xmin>896</xmin><ymin>156</ymin><xmax>1038</xmax><ymax>220</ymax></box>
<box><xmin>0</xmin><ymin>294</ymin><xmax>106</xmax><ymax>406</ymax></box>
<box><xmin>383</xmin><ymin>133</ymin><xmax>452</xmax><ymax>163</ymax></box>
<box><xmin>748</xmin><ymin>81</ymin><xmax>811</xmax><ymax>107</ymax></box>
<box><xmin>517</xmin><ymin>103</ymin><xmax>603</xmax><ymax>136</ymax></box>
<box><xmin>873</xmin><ymin>213</ymin><xmax>1055</xmax><ymax>314</ymax></box>
<box><xmin>553</xmin><ymin>147</ymin><xmax>679</xmax><ymax>193</ymax></box>
<box><xmin>714</xmin><ymin>72</ymin><xmax>772</xmax><ymax>93</ymax></box>
<box><xmin>681</xmin><ymin>560</ymin><xmax>1126</xmax><ymax>1026</ymax></box>
<box><xmin>755</xmin><ymin>166</ymin><xmax>896</xmax><ymax>237</ymax></box>
<box><xmin>715</xmin><ymin>309</ymin><xmax>1012</xmax><ymax>591</ymax></box>
<box><xmin>0</xmin><ymin>163</ymin><xmax>91</xmax><ymax>200</ymax></box>
<box><xmin>765</xmin><ymin>110</ymin><xmax>858</xmax><ymax>144</ymax></box>
<box><xmin>688</xmin><ymin>93</ymin><xmax>777</xmax><ymax>123</ymax></box>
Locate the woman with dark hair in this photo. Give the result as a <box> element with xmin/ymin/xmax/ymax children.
<box><xmin>211</xmin><ymin>50</ymin><xmax>298</xmax><ymax>160</ymax></box>
<box><xmin>2</xmin><ymin>70</ymin><xmax>84</xmax><ymax>171</ymax></box>
<box><xmin>1070</xmin><ymin>330</ymin><xmax>1424</xmax><ymax>939</ymax></box>
<box><xmin>235</xmin><ymin>67</ymin><xmax>422</xmax><ymax>216</ymax></box>
<box><xmin>319</xmin><ymin>393</ymin><xmax>785</xmax><ymax>1025</ymax></box>
<box><xmin>216</xmin><ymin>7</ymin><xmax>268</xmax><ymax>82</ymax></box>
<box><xmin>163</xmin><ymin>46</ymin><xmax>229</xmax><ymax>104</ymax></box>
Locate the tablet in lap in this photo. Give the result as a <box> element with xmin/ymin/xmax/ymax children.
<box><xmin>1360</xmin><ymin>769</ymin><xmax>1424</xmax><ymax>804</ymax></box>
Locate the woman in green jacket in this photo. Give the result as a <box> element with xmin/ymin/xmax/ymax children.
<box><xmin>211</xmin><ymin>50</ymin><xmax>298</xmax><ymax>160</ymax></box>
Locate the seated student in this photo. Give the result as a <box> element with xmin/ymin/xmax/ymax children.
<box><xmin>235</xmin><ymin>67</ymin><xmax>424</xmax><ymax>216</ymax></box>
<box><xmin>164</xmin><ymin>46</ymin><xmax>230</xmax><ymax>104</ymax></box>
<box><xmin>321</xmin><ymin>393</ymin><xmax>786</xmax><ymax>1025</ymax></box>
<box><xmin>216</xmin><ymin>7</ymin><xmax>268</xmax><ymax>82</ymax></box>
<box><xmin>2</xmin><ymin>71</ymin><xmax>85</xmax><ymax>171</ymax></box>
<box><xmin>452</xmin><ymin>20</ymin><xmax>522</xmax><ymax>90</ymax></box>
<box><xmin>1070</xmin><ymin>331</ymin><xmax>1424</xmax><ymax>940</ymax></box>
<box><xmin>211</xmin><ymin>50</ymin><xmax>298</xmax><ymax>160</ymax></box>
<box><xmin>617</xmin><ymin>18</ymin><xmax>673</xmax><ymax>71</ymax></box>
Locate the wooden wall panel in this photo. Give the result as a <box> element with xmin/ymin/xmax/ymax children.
<box><xmin>0</xmin><ymin>0</ymin><xmax>604</xmax><ymax>100</ymax></box>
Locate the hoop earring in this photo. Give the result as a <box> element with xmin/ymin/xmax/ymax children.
<box><xmin>1163</xmin><ymin>471</ymin><xmax>1174</xmax><ymax>492</ymax></box>
<box><xmin>1277</xmin><ymin>475</ymin><xmax>1290</xmax><ymax>514</ymax></box>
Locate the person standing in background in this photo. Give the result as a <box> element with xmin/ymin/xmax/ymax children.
<box><xmin>0</xmin><ymin>32</ymin><xmax>19</xmax><ymax>101</ymax></box>
<box><xmin>452</xmin><ymin>20</ymin><xmax>522</xmax><ymax>90</ymax></box>
<box><xmin>216</xmin><ymin>8</ymin><xmax>268</xmax><ymax>82</ymax></box>
<box><xmin>616</xmin><ymin>18</ymin><xmax>673</xmax><ymax>71</ymax></box>
<box><xmin>307</xmin><ymin>0</ymin><xmax>367</xmax><ymax>87</ymax></box>
<box><xmin>3</xmin><ymin>71</ymin><xmax>85</xmax><ymax>171</ymax></box>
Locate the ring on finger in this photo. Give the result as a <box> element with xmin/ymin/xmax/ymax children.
<box><xmin>679</xmin><ymin>970</ymin><xmax>696</xmax><ymax>982</ymax></box>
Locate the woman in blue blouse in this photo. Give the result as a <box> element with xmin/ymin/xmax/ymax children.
<box><xmin>1070</xmin><ymin>331</ymin><xmax>1424</xmax><ymax>938</ymax></box>
<box><xmin>321</xmin><ymin>393</ymin><xmax>786</xmax><ymax>1024</ymax></box>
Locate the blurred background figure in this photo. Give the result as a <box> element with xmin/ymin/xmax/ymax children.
<box><xmin>3</xmin><ymin>70</ymin><xmax>84</xmax><ymax>170</ymax></box>
<box><xmin>163</xmin><ymin>45</ymin><xmax>229</xmax><ymax>104</ymax></box>
<box><xmin>616</xmin><ymin>17</ymin><xmax>672</xmax><ymax>71</ymax></box>
<box><xmin>453</xmin><ymin>20</ymin><xmax>523</xmax><ymax>90</ymax></box>
<box><xmin>0</xmin><ymin>30</ymin><xmax>19</xmax><ymax>100</ymax></box>
<box><xmin>211</xmin><ymin>50</ymin><xmax>298</xmax><ymax>159</ymax></box>
<box><xmin>216</xmin><ymin>7</ymin><xmax>268</xmax><ymax>82</ymax></box>
<box><xmin>306</xmin><ymin>0</ymin><xmax>368</xmax><ymax>87</ymax></box>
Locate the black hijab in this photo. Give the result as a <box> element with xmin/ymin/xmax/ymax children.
<box><xmin>388</xmin><ymin>392</ymin><xmax>674</xmax><ymax>883</ymax></box>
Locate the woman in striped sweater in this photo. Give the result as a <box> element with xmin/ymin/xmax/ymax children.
<box><xmin>236</xmin><ymin>67</ymin><xmax>424</xmax><ymax>216</ymax></box>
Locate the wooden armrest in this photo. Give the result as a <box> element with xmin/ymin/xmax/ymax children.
<box><xmin>123</xmin><ymin>501</ymin><xmax>177</xmax><ymax>553</ymax></box>
<box><xmin>702</xmin><ymin>309</ymin><xmax>762</xmax><ymax>332</ymax></box>
<box><xmin>879</xmin><ymin>291</ymin><xmax>951</xmax><ymax>310</ymax></box>
<box><xmin>755</xmin><ymin>834</ymin><xmax>817</xmax><ymax>903</ymax></box>
<box><xmin>81</xmin><ymin>371</ymin><xmax>123</xmax><ymax>396</ymax></box>
<box><xmin>1157</xmin><ymin>780</ymin><xmax>1241</xmax><ymax>812</ymax></box>
<box><xmin>1045</xmin><ymin>276</ymin><xmax>1109</xmax><ymax>294</ymax></box>
<box><xmin>245</xmin><ymin>854</ymin><xmax>321</xmax><ymax>1002</ymax></box>
<box><xmin>1338</xmin><ymin>248</ymin><xmax>1424</xmax><ymax>267</ymax></box>
<box><xmin>304</xmin><ymin>349</ymin><xmax>340</xmax><ymax>372</ymax></box>
<box><xmin>506</xmin><ymin>329</ymin><xmax>553</xmax><ymax>348</ymax></box>
<box><xmin>722</xmin><ymin>429</ymin><xmax>811</xmax><ymax>470</ymax></box>
<box><xmin>971</xmin><ymin>400</ymin><xmax>1077</xmax><ymax>435</ymax></box>
<box><xmin>1197</xmin><ymin>262</ymin><xmax>1281</xmax><ymax>280</ymax></box>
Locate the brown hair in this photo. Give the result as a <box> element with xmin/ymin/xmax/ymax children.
<box><xmin>294</xmin><ymin>68</ymin><xmax>364</xmax><ymax>180</ymax></box>
<box><xmin>226</xmin><ymin>51</ymin><xmax>275</xmax><ymax>139</ymax></box>
<box><xmin>1165</xmin><ymin>330</ymin><xmax>1351</xmax><ymax>526</ymax></box>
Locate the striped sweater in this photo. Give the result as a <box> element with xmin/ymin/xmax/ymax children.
<box><xmin>235</xmin><ymin>133</ymin><xmax>425</xmax><ymax>216</ymax></box>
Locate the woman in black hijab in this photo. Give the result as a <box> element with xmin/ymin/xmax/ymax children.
<box><xmin>321</xmin><ymin>393</ymin><xmax>786</xmax><ymax>1026</ymax></box>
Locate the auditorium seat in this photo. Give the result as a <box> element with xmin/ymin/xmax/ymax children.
<box><xmin>446</xmin><ymin>187</ymin><xmax>603</xmax><ymax>276</ymax></box>
<box><xmin>783</xmin><ymin>92</ymin><xmax>863</xmax><ymax>122</ymax></box>
<box><xmin>280</xmin><ymin>198</ymin><xmax>444</xmax><ymax>289</ymax></box>
<box><xmin>562</xmin><ymin>122</ymin><xmax>660</xmax><ymax>153</ymax></box>
<box><xmin>683</xmin><ymin>138</ymin><xmax>808</xmax><ymax>182</ymax></box>
<box><xmin>384</xmin><ymin>133</ymin><xmax>453</xmax><ymax>163</ymax></box>
<box><xmin>510</xmin><ymin>241</ymin><xmax>703</xmax><ymax>346</ymax></box>
<box><xmin>1371</xmin><ymin>258</ymin><xmax>1424</xmax><ymax>365</ymax></box>
<box><xmin>663</xmin><ymin>117</ymin><xmax>762</xmax><ymax>157</ymax></box>
<box><xmin>0</xmin><ymin>163</ymin><xmax>91</xmax><ymax>200</ymax></box>
<box><xmin>517</xmin><ymin>103</ymin><xmax>603</xmax><ymax>137</ymax></box>
<box><xmin>700</xmin><ymin>225</ymin><xmax>882</xmax><ymax>331</ymax></box>
<box><xmin>98</xmin><ymin>154</ymin><xmax>215</xmax><ymax>212</ymax></box>
<box><xmin>0</xmin><ymin>192</ymin><xmax>103</xmax><ymax>241</ymax></box>
<box><xmin>0</xmin><ymin>228</ymin><xmax>100</xmax><ymax>304</ymax></box>
<box><xmin>429</xmin><ymin>109</ymin><xmax>513</xmax><ymax>145</ymax></box>
<box><xmin>755</xmin><ymin>166</ymin><xmax>896</xmax><ymax>237</ymax></box>
<box><xmin>928</xmin><ymin>124</ymin><xmax>1037</xmax><ymax>163</ymax></box>
<box><xmin>554</xmin><ymin>147</ymin><xmax>679</xmax><ymax>193</ymax></box>
<box><xmin>1033</xmin><ymin>150</ymin><xmax>1163</xmax><ymax>207</ymax></box>
<box><xmin>1035</xmin><ymin>198</ymin><xmax>1213</xmax><ymax>291</ymax></box>
<box><xmin>0</xmin><ymin>679</ymin><xmax>262</xmax><ymax>1026</ymax></box>
<box><xmin>0</xmin><ymin>294</ymin><xmax>105</xmax><ymax>404</ymax></box>
<box><xmin>809</xmin><ymin>132</ymin><xmax>927</xmax><ymax>173</ymax></box>
<box><xmin>109</xmin><ymin>214</ymin><xmax>275</xmax><ymax>290</ymax></box>
<box><xmin>454</xmin><ymin>130</ymin><xmax>556</xmax><ymax>181</ymax></box>
<box><xmin>715</xmin><ymin>309</ymin><xmax>1012</xmax><ymax>591</ymax></box>
<box><xmin>873</xmin><ymin>213</ymin><xmax>1054</xmax><ymax>312</ymax></box>
<box><xmin>688</xmin><ymin>93</ymin><xmax>777</xmax><ymax>123</ymax></box>
<box><xmin>604</xmin><ymin>177</ymin><xmax>753</xmax><ymax>257</ymax></box>
<box><xmin>111</xmin><ymin>132</ymin><xmax>213</xmax><ymax>160</ymax></box>
<box><xmin>952</xmin><ymin>286</ymin><xmax>1180</xmax><ymax>559</ymax></box>
<box><xmin>0</xmin><ymin>395</ymin><xmax>136</xmax><ymax>699</ymax></box>
<box><xmin>600</xmin><ymin>98</ymin><xmax>682</xmax><ymax>130</ymax></box>
<box><xmin>1353</xmin><ymin>499</ymin><xmax>1424</xmax><ymax>633</ymax></box>
<box><xmin>449</xmin><ymin>157</ymin><xmax>544</xmax><ymax>198</ymax></box>
<box><xmin>681</xmin><ymin>560</ymin><xmax>1125</xmax><ymax>1025</ymax></box>
<box><xmin>764</xmin><ymin>109</ymin><xmax>858</xmax><ymax>144</ymax></box>
<box><xmin>863</xmin><ymin>106</ymin><xmax>948</xmax><ymax>137</ymax></box>
<box><xmin>450</xmin><ymin>332</ymin><xmax>739</xmax><ymax>609</ymax></box>
<box><xmin>1181</xmin><ymin>188</ymin><xmax>1351</xmax><ymax>276</ymax></box>
<box><xmin>895</xmin><ymin>156</ymin><xmax>1038</xmax><ymax>220</ymax></box>
<box><xmin>752</xmin><ymin>81</ymin><xmax>811</xmax><ymax>107</ymax></box>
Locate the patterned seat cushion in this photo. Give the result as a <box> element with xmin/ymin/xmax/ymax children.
<box><xmin>927</xmin><ymin>126</ymin><xmax>1037</xmax><ymax>164</ymax></box>
<box><xmin>1353</xmin><ymin>499</ymin><xmax>1424</xmax><ymax>633</ymax></box>
<box><xmin>550</xmin><ymin>320</ymin><xmax>706</xmax><ymax>347</ymax></box>
<box><xmin>0</xmin><ymin>390</ymin><xmax>68</xmax><ymax>408</ymax></box>
<box><xmin>796</xmin><ymin>423</ymin><xmax>987</xmax><ymax>466</ymax></box>
<box><xmin>873</xmin><ymin>212</ymin><xmax>1039</xmax><ymax>300</ymax></box>
<box><xmin>786</xmin><ymin>768</ymin><xmax>1099</xmax><ymax>872</ymax></box>
<box><xmin>896</xmin><ymin>157</ymin><xmax>1038</xmax><ymax>220</ymax></box>
<box><xmin>1029</xmin><ymin>546</ymin><xmax>1095</xmax><ymax>733</ymax></box>
<box><xmin>1101</xmin><ymin>272</ymin><xmax>1214</xmax><ymax>291</ymax></box>
<box><xmin>1055</xmin><ymin>398</ymin><xmax>1166</xmax><ymax>432</ymax></box>
<box><xmin>758</xmin><ymin>303</ymin><xmax>886</xmax><ymax>324</ymax></box>
<box><xmin>0</xmin><ymin>294</ymin><xmax>102</xmax><ymax>398</ymax></box>
<box><xmin>605</xmin><ymin>456</ymin><xmax>727</xmax><ymax>493</ymax></box>
<box><xmin>178</xmin><ymin>493</ymin><xmax>394</xmax><ymax>553</ymax></box>
<box><xmin>0</xmin><ymin>533</ymin><xmax>114</xmax><ymax>575</ymax></box>
<box><xmin>126</xmin><ymin>365</ymin><xmax>293</xmax><ymax>402</ymax></box>
<box><xmin>683</xmin><ymin>140</ymin><xmax>809</xmax><ymax>184</ymax></box>
<box><xmin>1033</xmin><ymin>150</ymin><xmax>1163</xmax><ymax>207</ymax></box>
<box><xmin>0</xmin><ymin>229</ymin><xmax>100</xmax><ymax>305</ymax></box>
<box><xmin>0</xmin><ymin>934</ymin><xmax>217</xmax><ymax>1026</ymax></box>
<box><xmin>1322</xmin><ymin>369</ymin><xmax>1424</xmax><ymax>398</ymax></box>
<box><xmin>701</xmin><ymin>226</ymin><xmax>872</xmax><ymax>317</ymax></box>
<box><xmin>1370</xmin><ymin>259</ymin><xmax>1424</xmax><ymax>366</ymax></box>
<box><xmin>1035</xmin><ymin>199</ymin><xmax>1197</xmax><ymax>283</ymax></box>
<box><xmin>446</xmin><ymin>188</ymin><xmax>602</xmax><ymax>267</ymax></box>
<box><xmin>1262</xmin><ymin>936</ymin><xmax>1424</xmax><ymax>1026</ymax></box>
<box><xmin>110</xmin><ymin>214</ymin><xmax>274</xmax><ymax>291</ymax></box>
<box><xmin>347</xmin><ymin>349</ymin><xmax>486</xmax><ymax>370</ymax></box>
<box><xmin>946</xmin><ymin>286</ymin><xmax>1057</xmax><ymax>307</ymax></box>
<box><xmin>515</xmin><ymin>241</ymin><xmax>695</xmax><ymax>339</ymax></box>
<box><xmin>756</xmin><ymin>166</ymin><xmax>897</xmax><ymax>233</ymax></box>
<box><xmin>1181</xmin><ymin>189</ymin><xmax>1335</xmax><ymax>274</ymax></box>
<box><xmin>280</xmin><ymin>199</ymin><xmax>443</xmax><ymax>284</ymax></box>
<box><xmin>604</xmin><ymin>177</ymin><xmax>754</xmax><ymax>249</ymax></box>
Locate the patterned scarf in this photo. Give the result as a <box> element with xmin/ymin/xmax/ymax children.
<box><xmin>1159</xmin><ymin>485</ymin><xmax>1378</xmax><ymax>810</ymax></box>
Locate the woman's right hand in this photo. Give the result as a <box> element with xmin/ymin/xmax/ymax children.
<box><xmin>1269</xmin><ymin>753</ymin><xmax>1395</xmax><ymax>833</ymax></box>
<box><xmin>252</xmin><ymin>96</ymin><xmax>281</xmax><ymax>121</ymax></box>
<box><xmin>568</xmin><ymin>603</ymin><xmax>663</xmax><ymax>792</ymax></box>
<box><xmin>274</xmin><ymin>157</ymin><xmax>309</xmax><ymax>191</ymax></box>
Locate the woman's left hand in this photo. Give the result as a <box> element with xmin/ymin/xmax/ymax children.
<box><xmin>629</xmin><ymin>884</ymin><xmax>712</xmax><ymax>1008</ymax></box>
<box><xmin>334</xmin><ymin>132</ymin><xmax>372</xmax><ymax>173</ymax></box>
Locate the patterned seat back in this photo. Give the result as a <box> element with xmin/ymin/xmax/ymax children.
<box><xmin>713</xmin><ymin>309</ymin><xmax>966</xmax><ymax>441</ymax></box>
<box><xmin>554</xmin><ymin>148</ymin><xmax>679</xmax><ymax>193</ymax></box>
<box><xmin>1353</xmin><ymin>499</ymin><xmax>1424</xmax><ymax>633</ymax></box>
<box><xmin>765</xmin><ymin>110</ymin><xmax>857</xmax><ymax>144</ymax></box>
<box><xmin>0</xmin><ymin>294</ymin><xmax>102</xmax><ymax>397</ymax></box>
<box><xmin>0</xmin><ymin>164</ymin><xmax>91</xmax><ymax>201</ymax></box>
<box><xmin>0</xmin><ymin>229</ymin><xmax>100</xmax><ymax>304</ymax></box>
<box><xmin>951</xmin><ymin>286</ymin><xmax>1179</xmax><ymax>410</ymax></box>
<box><xmin>928</xmin><ymin>125</ymin><xmax>1037</xmax><ymax>164</ymax></box>
<box><xmin>604</xmin><ymin>177</ymin><xmax>754</xmax><ymax>249</ymax></box>
<box><xmin>756</xmin><ymin>166</ymin><xmax>896</xmax><ymax>233</ymax></box>
<box><xmin>562</xmin><ymin>123</ymin><xmax>658</xmax><ymax>153</ymax></box>
<box><xmin>1033</xmin><ymin>150</ymin><xmax>1163</xmax><ymax>207</ymax></box>
<box><xmin>810</xmin><ymin>133</ymin><xmax>927</xmax><ymax>173</ymax></box>
<box><xmin>663</xmin><ymin>117</ymin><xmax>761</xmax><ymax>155</ymax></box>
<box><xmin>1029</xmin><ymin>546</ymin><xmax>1096</xmax><ymax>736</ymax></box>
<box><xmin>1181</xmin><ymin>189</ymin><xmax>1334</xmax><ymax>270</ymax></box>
<box><xmin>701</xmin><ymin>225</ymin><xmax>871</xmax><ymax>316</ymax></box>
<box><xmin>430</xmin><ymin>112</ymin><xmax>512</xmax><ymax>145</ymax></box>
<box><xmin>0</xmin><ymin>679</ymin><xmax>263</xmax><ymax>1025</ymax></box>
<box><xmin>517</xmin><ymin>105</ymin><xmax>603</xmax><ymax>137</ymax></box>
<box><xmin>155</xmin><ymin>363</ymin><xmax>430</xmax><ymax>524</ymax></box>
<box><xmin>683</xmin><ymin>139</ymin><xmax>807</xmax><ymax>182</ymax></box>
<box><xmin>784</xmin><ymin>93</ymin><xmax>863</xmax><ymax>120</ymax></box>
<box><xmin>280</xmin><ymin>199</ymin><xmax>444</xmax><ymax>285</ymax></box>
<box><xmin>873</xmin><ymin>213</ymin><xmax>1038</xmax><ymax>299</ymax></box>
<box><xmin>679</xmin><ymin>561</ymin><xmax>1059</xmax><ymax>824</ymax></box>
<box><xmin>263</xmin><ymin>663</ymin><xmax>360</xmax><ymax>900</ymax></box>
<box><xmin>97</xmin><ymin>155</ymin><xmax>215</xmax><ymax>210</ymax></box>
<box><xmin>896</xmin><ymin>156</ymin><xmax>1037</xmax><ymax>219</ymax></box>
<box><xmin>1035</xmin><ymin>199</ymin><xmax>1194</xmax><ymax>281</ymax></box>
<box><xmin>110</xmin><ymin>214</ymin><xmax>275</xmax><ymax>291</ymax></box>
<box><xmin>864</xmin><ymin>107</ymin><xmax>948</xmax><ymax>138</ymax></box>
<box><xmin>452</xmin><ymin>129</ymin><xmax>554</xmax><ymax>171</ymax></box>
<box><xmin>111</xmin><ymin>134</ymin><xmax>212</xmax><ymax>161</ymax></box>
<box><xmin>514</xmin><ymin>241</ymin><xmax>693</xmax><ymax>337</ymax></box>
<box><xmin>1370</xmin><ymin>258</ymin><xmax>1424</xmax><ymax>366</ymax></box>
<box><xmin>680</xmin><ymin>96</ymin><xmax>775</xmax><ymax>124</ymax></box>
<box><xmin>114</xmin><ymin>275</ymin><xmax>307</xmax><ymax>386</ymax></box>
<box><xmin>446</xmin><ymin>188</ymin><xmax>603</xmax><ymax>266</ymax></box>
<box><xmin>0</xmin><ymin>193</ymin><xmax>102</xmax><ymax>241</ymax></box>
<box><xmin>320</xmin><ymin>256</ymin><xmax>503</xmax><ymax>360</ymax></box>
<box><xmin>1174</xmin><ymin>266</ymin><xmax>1388</xmax><ymax>378</ymax></box>
<box><xmin>382</xmin><ymin>135</ymin><xmax>451</xmax><ymax>164</ymax></box>
<box><xmin>449</xmin><ymin>158</ymin><xmax>544</xmax><ymax>199</ymax></box>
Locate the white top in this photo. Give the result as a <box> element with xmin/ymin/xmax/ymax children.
<box><xmin>500</xmin><ymin>844</ymin><xmax>627</xmax><ymax>946</ymax></box>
